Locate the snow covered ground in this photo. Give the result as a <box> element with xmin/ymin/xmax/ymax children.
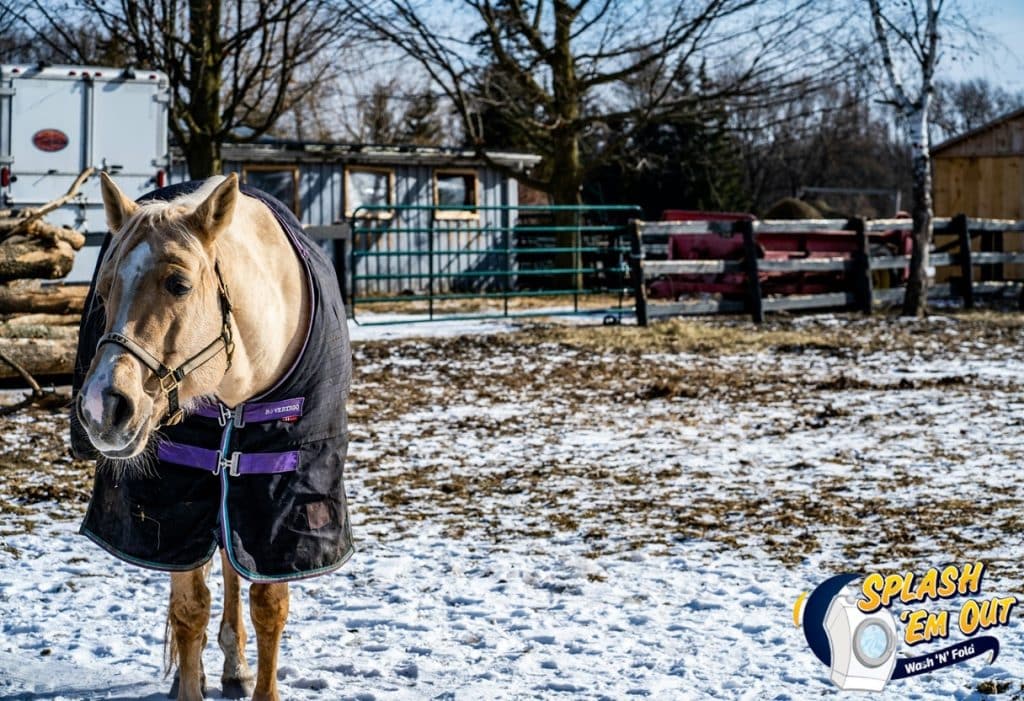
<box><xmin>2</xmin><ymin>313</ymin><xmax>1024</xmax><ymax>700</ymax></box>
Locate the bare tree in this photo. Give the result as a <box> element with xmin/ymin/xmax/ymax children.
<box><xmin>349</xmin><ymin>0</ymin><xmax>845</xmax><ymax>287</ymax></box>
<box><xmin>349</xmin><ymin>0</ymin><xmax>843</xmax><ymax>206</ymax></box>
<box><xmin>13</xmin><ymin>0</ymin><xmax>350</xmax><ymax>178</ymax></box>
<box><xmin>339</xmin><ymin>78</ymin><xmax>446</xmax><ymax>146</ymax></box>
<box><xmin>0</xmin><ymin>0</ymin><xmax>114</xmax><ymax>64</ymax></box>
<box><xmin>931</xmin><ymin>78</ymin><xmax>1024</xmax><ymax>142</ymax></box>
<box><xmin>866</xmin><ymin>0</ymin><xmax>972</xmax><ymax>315</ymax></box>
<box><xmin>728</xmin><ymin>80</ymin><xmax>914</xmax><ymax>217</ymax></box>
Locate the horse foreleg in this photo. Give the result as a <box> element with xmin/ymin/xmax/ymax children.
<box><xmin>169</xmin><ymin>567</ymin><xmax>211</xmax><ymax>701</ymax></box>
<box><xmin>218</xmin><ymin>550</ymin><xmax>255</xmax><ymax>698</ymax></box>
<box><xmin>249</xmin><ymin>582</ymin><xmax>289</xmax><ymax>701</ymax></box>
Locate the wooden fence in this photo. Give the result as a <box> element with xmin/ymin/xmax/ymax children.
<box><xmin>628</xmin><ymin>216</ymin><xmax>1024</xmax><ymax>326</ymax></box>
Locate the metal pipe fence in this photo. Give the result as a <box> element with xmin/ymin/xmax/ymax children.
<box><xmin>348</xmin><ymin>204</ymin><xmax>642</xmax><ymax>325</ymax></box>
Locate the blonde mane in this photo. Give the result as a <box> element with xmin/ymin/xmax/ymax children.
<box><xmin>101</xmin><ymin>176</ymin><xmax>228</xmax><ymax>270</ymax></box>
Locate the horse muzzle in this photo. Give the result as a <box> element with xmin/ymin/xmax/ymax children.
<box><xmin>77</xmin><ymin>353</ymin><xmax>156</xmax><ymax>458</ymax></box>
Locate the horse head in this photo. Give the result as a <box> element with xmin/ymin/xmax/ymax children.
<box><xmin>76</xmin><ymin>173</ymin><xmax>240</xmax><ymax>460</ymax></box>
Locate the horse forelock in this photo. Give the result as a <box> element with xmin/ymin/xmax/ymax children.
<box><xmin>97</xmin><ymin>181</ymin><xmax>230</xmax><ymax>348</ymax></box>
<box><xmin>102</xmin><ymin>180</ymin><xmax>228</xmax><ymax>281</ymax></box>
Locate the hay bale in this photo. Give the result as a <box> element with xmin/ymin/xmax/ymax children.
<box><xmin>762</xmin><ymin>197</ymin><xmax>822</xmax><ymax>220</ymax></box>
<box><xmin>809</xmin><ymin>199</ymin><xmax>850</xmax><ymax>219</ymax></box>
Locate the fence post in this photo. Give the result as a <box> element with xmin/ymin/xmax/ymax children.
<box><xmin>980</xmin><ymin>228</ymin><xmax>995</xmax><ymax>282</ymax></box>
<box><xmin>738</xmin><ymin>219</ymin><xmax>763</xmax><ymax>323</ymax></box>
<box><xmin>627</xmin><ymin>219</ymin><xmax>649</xmax><ymax>327</ymax></box>
<box><xmin>348</xmin><ymin>220</ymin><xmax>359</xmax><ymax>317</ymax></box>
<box><xmin>848</xmin><ymin>217</ymin><xmax>872</xmax><ymax>314</ymax></box>
<box><xmin>954</xmin><ymin>213</ymin><xmax>973</xmax><ymax>310</ymax></box>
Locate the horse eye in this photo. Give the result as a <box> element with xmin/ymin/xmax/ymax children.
<box><xmin>165</xmin><ymin>275</ymin><xmax>192</xmax><ymax>297</ymax></box>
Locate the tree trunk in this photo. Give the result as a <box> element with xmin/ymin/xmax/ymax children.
<box><xmin>0</xmin><ymin>313</ymin><xmax>81</xmax><ymax>327</ymax></box>
<box><xmin>0</xmin><ymin>240</ymin><xmax>76</xmax><ymax>281</ymax></box>
<box><xmin>0</xmin><ymin>337</ymin><xmax>76</xmax><ymax>380</ymax></box>
<box><xmin>550</xmin><ymin>162</ymin><xmax>583</xmax><ymax>290</ymax></box>
<box><xmin>184</xmin><ymin>0</ymin><xmax>224</xmax><ymax>179</ymax></box>
<box><xmin>0</xmin><ymin>320</ymin><xmax>78</xmax><ymax>340</ymax></box>
<box><xmin>901</xmin><ymin>104</ymin><xmax>933</xmax><ymax>316</ymax></box>
<box><xmin>548</xmin><ymin>1</ymin><xmax>584</xmax><ymax>290</ymax></box>
<box><xmin>0</xmin><ymin>283</ymin><xmax>88</xmax><ymax>315</ymax></box>
<box><xmin>184</xmin><ymin>134</ymin><xmax>222</xmax><ymax>180</ymax></box>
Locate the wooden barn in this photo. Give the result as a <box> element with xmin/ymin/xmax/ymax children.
<box><xmin>933</xmin><ymin>106</ymin><xmax>1024</xmax><ymax>218</ymax></box>
<box><xmin>932</xmin><ymin>106</ymin><xmax>1024</xmax><ymax>279</ymax></box>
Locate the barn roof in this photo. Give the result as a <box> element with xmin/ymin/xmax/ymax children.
<box><xmin>932</xmin><ymin>105</ymin><xmax>1024</xmax><ymax>156</ymax></box>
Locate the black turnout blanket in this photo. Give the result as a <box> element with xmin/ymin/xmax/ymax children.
<box><xmin>72</xmin><ymin>181</ymin><xmax>353</xmax><ymax>582</ymax></box>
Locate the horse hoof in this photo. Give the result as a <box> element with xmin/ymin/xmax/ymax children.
<box><xmin>221</xmin><ymin>676</ymin><xmax>256</xmax><ymax>699</ymax></box>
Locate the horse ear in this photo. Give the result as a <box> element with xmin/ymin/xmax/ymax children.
<box><xmin>190</xmin><ymin>173</ymin><xmax>239</xmax><ymax>246</ymax></box>
<box><xmin>99</xmin><ymin>172</ymin><xmax>139</xmax><ymax>233</ymax></box>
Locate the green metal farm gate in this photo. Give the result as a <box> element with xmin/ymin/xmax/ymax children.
<box><xmin>347</xmin><ymin>204</ymin><xmax>642</xmax><ymax>325</ymax></box>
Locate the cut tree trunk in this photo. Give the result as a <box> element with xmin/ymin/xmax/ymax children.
<box><xmin>0</xmin><ymin>320</ymin><xmax>79</xmax><ymax>340</ymax></box>
<box><xmin>0</xmin><ymin>313</ymin><xmax>81</xmax><ymax>326</ymax></box>
<box><xmin>0</xmin><ymin>337</ymin><xmax>76</xmax><ymax>379</ymax></box>
<box><xmin>0</xmin><ymin>239</ymin><xmax>76</xmax><ymax>282</ymax></box>
<box><xmin>0</xmin><ymin>283</ymin><xmax>88</xmax><ymax>314</ymax></box>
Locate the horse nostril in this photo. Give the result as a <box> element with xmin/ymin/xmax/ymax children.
<box><xmin>76</xmin><ymin>393</ymin><xmax>91</xmax><ymax>426</ymax></box>
<box><xmin>102</xmin><ymin>388</ymin><xmax>134</xmax><ymax>429</ymax></box>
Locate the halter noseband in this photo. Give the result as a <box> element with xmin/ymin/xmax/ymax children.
<box><xmin>96</xmin><ymin>261</ymin><xmax>235</xmax><ymax>426</ymax></box>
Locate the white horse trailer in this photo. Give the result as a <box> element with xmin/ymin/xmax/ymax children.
<box><xmin>0</xmin><ymin>64</ymin><xmax>170</xmax><ymax>281</ymax></box>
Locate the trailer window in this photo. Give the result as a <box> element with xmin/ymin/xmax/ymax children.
<box><xmin>345</xmin><ymin>167</ymin><xmax>394</xmax><ymax>218</ymax></box>
<box><xmin>434</xmin><ymin>169</ymin><xmax>479</xmax><ymax>219</ymax></box>
<box><xmin>242</xmin><ymin>166</ymin><xmax>299</xmax><ymax>215</ymax></box>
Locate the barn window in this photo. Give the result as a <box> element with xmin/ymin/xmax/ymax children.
<box><xmin>434</xmin><ymin>169</ymin><xmax>479</xmax><ymax>219</ymax></box>
<box><xmin>241</xmin><ymin>165</ymin><xmax>299</xmax><ymax>215</ymax></box>
<box><xmin>345</xmin><ymin>166</ymin><xmax>394</xmax><ymax>218</ymax></box>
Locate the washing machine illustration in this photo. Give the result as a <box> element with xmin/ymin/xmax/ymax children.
<box><xmin>824</xmin><ymin>594</ymin><xmax>899</xmax><ymax>691</ymax></box>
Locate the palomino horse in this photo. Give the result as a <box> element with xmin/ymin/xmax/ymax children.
<box><xmin>72</xmin><ymin>173</ymin><xmax>353</xmax><ymax>701</ymax></box>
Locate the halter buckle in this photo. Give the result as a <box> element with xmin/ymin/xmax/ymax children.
<box><xmin>159</xmin><ymin>372</ymin><xmax>179</xmax><ymax>394</ymax></box>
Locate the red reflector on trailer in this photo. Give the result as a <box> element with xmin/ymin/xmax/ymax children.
<box><xmin>155</xmin><ymin>170</ymin><xmax>166</xmax><ymax>188</ymax></box>
<box><xmin>1</xmin><ymin>167</ymin><xmax>11</xmax><ymax>187</ymax></box>
<box><xmin>69</xmin><ymin>70</ymin><xmax>77</xmax><ymax>76</ymax></box>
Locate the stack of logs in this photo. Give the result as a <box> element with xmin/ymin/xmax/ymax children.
<box><xmin>0</xmin><ymin>174</ymin><xmax>93</xmax><ymax>384</ymax></box>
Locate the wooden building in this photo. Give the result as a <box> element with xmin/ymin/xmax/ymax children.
<box><xmin>933</xmin><ymin>106</ymin><xmax>1024</xmax><ymax>219</ymax></box>
<box><xmin>932</xmin><ymin>107</ymin><xmax>1024</xmax><ymax>280</ymax></box>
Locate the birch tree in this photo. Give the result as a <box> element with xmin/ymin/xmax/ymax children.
<box><xmin>866</xmin><ymin>0</ymin><xmax>942</xmax><ymax>316</ymax></box>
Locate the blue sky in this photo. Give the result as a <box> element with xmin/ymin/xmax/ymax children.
<box><xmin>943</xmin><ymin>0</ymin><xmax>1024</xmax><ymax>91</ymax></box>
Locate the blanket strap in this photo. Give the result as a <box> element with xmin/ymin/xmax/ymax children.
<box><xmin>157</xmin><ymin>440</ymin><xmax>299</xmax><ymax>477</ymax></box>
